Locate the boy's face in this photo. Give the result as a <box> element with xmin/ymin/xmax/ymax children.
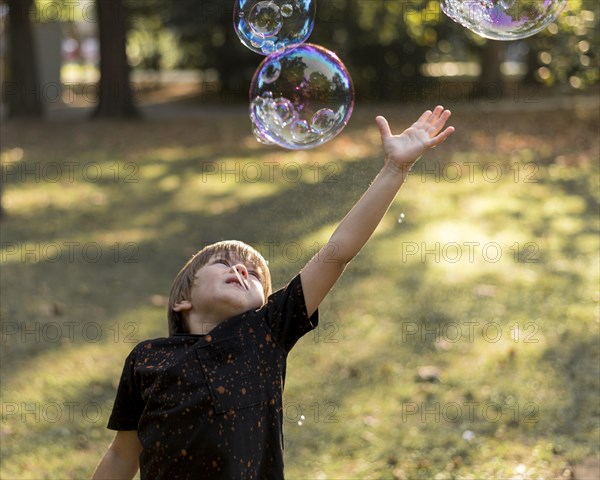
<box><xmin>178</xmin><ymin>253</ymin><xmax>266</xmax><ymax>326</ymax></box>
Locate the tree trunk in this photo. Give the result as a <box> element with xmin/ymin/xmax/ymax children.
<box><xmin>522</xmin><ymin>41</ymin><xmax>539</xmax><ymax>85</ymax></box>
<box><xmin>6</xmin><ymin>0</ymin><xmax>43</xmax><ymax>118</ymax></box>
<box><xmin>0</xmin><ymin>158</ymin><xmax>4</xmax><ymax>219</ymax></box>
<box><xmin>476</xmin><ymin>40</ymin><xmax>506</xmax><ymax>99</ymax></box>
<box><xmin>93</xmin><ymin>0</ymin><xmax>138</xmax><ymax>118</ymax></box>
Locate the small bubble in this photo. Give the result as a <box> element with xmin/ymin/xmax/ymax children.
<box><xmin>290</xmin><ymin>119</ymin><xmax>311</xmax><ymax>141</ymax></box>
<box><xmin>261</xmin><ymin>61</ymin><xmax>281</xmax><ymax>84</ymax></box>
<box><xmin>252</xmin><ymin>125</ymin><xmax>274</xmax><ymax>145</ymax></box>
<box><xmin>248</xmin><ymin>1</ymin><xmax>283</xmax><ymax>38</ymax></box>
<box><xmin>281</xmin><ymin>4</ymin><xmax>294</xmax><ymax>18</ymax></box>
<box><xmin>274</xmin><ymin>97</ymin><xmax>296</xmax><ymax>126</ymax></box>
<box><xmin>499</xmin><ymin>0</ymin><xmax>515</xmax><ymax>8</ymax></box>
<box><xmin>261</xmin><ymin>40</ymin><xmax>277</xmax><ymax>54</ymax></box>
<box><xmin>311</xmin><ymin>108</ymin><xmax>336</xmax><ymax>134</ymax></box>
<box><xmin>297</xmin><ymin>414</ymin><xmax>305</xmax><ymax>426</ymax></box>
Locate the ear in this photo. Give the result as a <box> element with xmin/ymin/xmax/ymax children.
<box><xmin>172</xmin><ymin>300</ymin><xmax>192</xmax><ymax>312</ymax></box>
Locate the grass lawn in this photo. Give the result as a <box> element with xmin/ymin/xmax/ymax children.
<box><xmin>1</xmin><ymin>95</ymin><xmax>599</xmax><ymax>479</ymax></box>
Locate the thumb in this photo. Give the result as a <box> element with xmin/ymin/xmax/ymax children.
<box><xmin>375</xmin><ymin>116</ymin><xmax>392</xmax><ymax>139</ymax></box>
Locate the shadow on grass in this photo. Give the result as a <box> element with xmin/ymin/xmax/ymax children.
<box><xmin>0</xmin><ymin>140</ymin><xmax>380</xmax><ymax>380</ymax></box>
<box><xmin>1</xmin><ymin>103</ymin><xmax>599</xmax><ymax>477</ymax></box>
<box><xmin>541</xmin><ymin>336</ymin><xmax>600</xmax><ymax>440</ymax></box>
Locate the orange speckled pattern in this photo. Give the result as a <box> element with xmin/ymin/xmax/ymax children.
<box><xmin>108</xmin><ymin>274</ymin><xmax>318</xmax><ymax>479</ymax></box>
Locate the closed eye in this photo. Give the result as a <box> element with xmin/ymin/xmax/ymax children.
<box><xmin>214</xmin><ymin>258</ymin><xmax>230</xmax><ymax>266</ymax></box>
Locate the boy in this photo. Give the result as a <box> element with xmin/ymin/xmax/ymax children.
<box><xmin>92</xmin><ymin>107</ymin><xmax>454</xmax><ymax>479</ymax></box>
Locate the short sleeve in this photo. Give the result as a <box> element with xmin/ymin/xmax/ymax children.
<box><xmin>263</xmin><ymin>273</ymin><xmax>319</xmax><ymax>353</ymax></box>
<box><xmin>107</xmin><ymin>347</ymin><xmax>145</xmax><ymax>431</ymax></box>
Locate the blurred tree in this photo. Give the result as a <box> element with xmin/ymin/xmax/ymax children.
<box><xmin>524</xmin><ymin>0</ymin><xmax>599</xmax><ymax>91</ymax></box>
<box><xmin>310</xmin><ymin>0</ymin><xmax>433</xmax><ymax>101</ymax></box>
<box><xmin>161</xmin><ymin>0</ymin><xmax>256</xmax><ymax>101</ymax></box>
<box><xmin>123</xmin><ymin>0</ymin><xmax>597</xmax><ymax>102</ymax></box>
<box><xmin>5</xmin><ymin>0</ymin><xmax>43</xmax><ymax>117</ymax></box>
<box><xmin>125</xmin><ymin>0</ymin><xmax>167</xmax><ymax>70</ymax></box>
<box><xmin>93</xmin><ymin>0</ymin><xmax>138</xmax><ymax>117</ymax></box>
<box><xmin>474</xmin><ymin>39</ymin><xmax>507</xmax><ymax>97</ymax></box>
<box><xmin>390</xmin><ymin>0</ymin><xmax>508</xmax><ymax>98</ymax></box>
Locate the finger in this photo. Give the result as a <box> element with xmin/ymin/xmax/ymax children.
<box><xmin>423</xmin><ymin>106</ymin><xmax>444</xmax><ymax>126</ymax></box>
<box><xmin>414</xmin><ymin>110</ymin><xmax>432</xmax><ymax>128</ymax></box>
<box><xmin>429</xmin><ymin>126</ymin><xmax>455</xmax><ymax>147</ymax></box>
<box><xmin>430</xmin><ymin>105</ymin><xmax>444</xmax><ymax>121</ymax></box>
<box><xmin>375</xmin><ymin>116</ymin><xmax>393</xmax><ymax>138</ymax></box>
<box><xmin>427</xmin><ymin>107</ymin><xmax>452</xmax><ymax>137</ymax></box>
<box><xmin>433</xmin><ymin>109</ymin><xmax>451</xmax><ymax>129</ymax></box>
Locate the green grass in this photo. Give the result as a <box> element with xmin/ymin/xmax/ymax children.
<box><xmin>1</xmin><ymin>99</ymin><xmax>599</xmax><ymax>479</ymax></box>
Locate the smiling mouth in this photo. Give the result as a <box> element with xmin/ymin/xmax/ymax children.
<box><xmin>226</xmin><ymin>279</ymin><xmax>244</xmax><ymax>289</ymax></box>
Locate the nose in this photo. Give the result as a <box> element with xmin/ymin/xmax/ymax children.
<box><xmin>233</xmin><ymin>263</ymin><xmax>248</xmax><ymax>278</ymax></box>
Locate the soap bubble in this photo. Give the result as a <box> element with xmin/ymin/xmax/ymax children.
<box><xmin>441</xmin><ymin>0</ymin><xmax>567</xmax><ymax>40</ymax></box>
<box><xmin>248</xmin><ymin>2</ymin><xmax>283</xmax><ymax>38</ymax></box>
<box><xmin>234</xmin><ymin>0</ymin><xmax>316</xmax><ymax>55</ymax></box>
<box><xmin>250</xmin><ymin>44</ymin><xmax>354</xmax><ymax>150</ymax></box>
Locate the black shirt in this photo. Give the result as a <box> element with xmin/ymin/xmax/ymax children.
<box><xmin>108</xmin><ymin>274</ymin><xmax>318</xmax><ymax>479</ymax></box>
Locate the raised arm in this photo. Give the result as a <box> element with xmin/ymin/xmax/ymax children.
<box><xmin>300</xmin><ymin>106</ymin><xmax>455</xmax><ymax>316</ymax></box>
<box><xmin>91</xmin><ymin>430</ymin><xmax>142</xmax><ymax>480</ymax></box>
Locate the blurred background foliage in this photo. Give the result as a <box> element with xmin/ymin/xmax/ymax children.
<box><xmin>4</xmin><ymin>0</ymin><xmax>599</xmax><ymax>116</ymax></box>
<box><xmin>120</xmin><ymin>0</ymin><xmax>600</xmax><ymax>100</ymax></box>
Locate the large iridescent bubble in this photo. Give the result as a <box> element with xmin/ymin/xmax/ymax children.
<box><xmin>441</xmin><ymin>0</ymin><xmax>567</xmax><ymax>40</ymax></box>
<box><xmin>249</xmin><ymin>44</ymin><xmax>354</xmax><ymax>150</ymax></box>
<box><xmin>234</xmin><ymin>0</ymin><xmax>316</xmax><ymax>55</ymax></box>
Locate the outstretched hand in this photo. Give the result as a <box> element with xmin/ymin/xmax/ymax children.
<box><xmin>300</xmin><ymin>109</ymin><xmax>454</xmax><ymax>319</ymax></box>
<box><xmin>376</xmin><ymin>106</ymin><xmax>455</xmax><ymax>172</ymax></box>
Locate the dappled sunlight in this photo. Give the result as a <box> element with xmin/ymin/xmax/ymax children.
<box><xmin>2</xmin><ymin>305</ymin><xmax>165</xmax><ymax>391</ymax></box>
<box><xmin>144</xmin><ymin>146</ymin><xmax>193</xmax><ymax>163</ymax></box>
<box><xmin>543</xmin><ymin>194</ymin><xmax>587</xmax><ymax>216</ymax></box>
<box><xmin>1</xmin><ymin>228</ymin><xmax>154</xmax><ymax>265</ymax></box>
<box><xmin>1</xmin><ymin>103</ymin><xmax>598</xmax><ymax>479</ymax></box>
<box><xmin>494</xmin><ymin>131</ymin><xmax>556</xmax><ymax>156</ymax></box>
<box><xmin>2</xmin><ymin>341</ymin><xmax>125</xmax><ymax>402</ymax></box>
<box><xmin>1</xmin><ymin>446</ymin><xmax>120</xmax><ymax>480</ymax></box>
<box><xmin>0</xmin><ymin>147</ymin><xmax>25</xmax><ymax>163</ymax></box>
<box><xmin>137</xmin><ymin>161</ymin><xmax>169</xmax><ymax>180</ymax></box>
<box><xmin>282</xmin><ymin>222</ymin><xmax>346</xmax><ymax>262</ymax></box>
<box><xmin>156</xmin><ymin>174</ymin><xmax>182</xmax><ymax>192</ymax></box>
<box><xmin>455</xmin><ymin>330</ymin><xmax>550</xmax><ymax>392</ymax></box>
<box><xmin>3</xmin><ymin>181</ymin><xmax>107</xmax><ymax>214</ymax></box>
<box><xmin>182</xmin><ymin>182</ymin><xmax>282</xmax><ymax>215</ymax></box>
<box><xmin>426</xmin><ymin>226</ymin><xmax>538</xmax><ymax>280</ymax></box>
<box><xmin>1</xmin><ymin>305</ymin><xmax>166</xmax><ymax>478</ymax></box>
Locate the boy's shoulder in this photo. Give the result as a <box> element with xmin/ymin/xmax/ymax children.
<box><xmin>127</xmin><ymin>335</ymin><xmax>201</xmax><ymax>356</ymax></box>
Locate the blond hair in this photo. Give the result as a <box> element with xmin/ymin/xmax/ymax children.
<box><xmin>168</xmin><ymin>240</ymin><xmax>272</xmax><ymax>334</ymax></box>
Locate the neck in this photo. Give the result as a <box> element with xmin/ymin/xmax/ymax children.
<box><xmin>186</xmin><ymin>310</ymin><xmax>227</xmax><ymax>335</ymax></box>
